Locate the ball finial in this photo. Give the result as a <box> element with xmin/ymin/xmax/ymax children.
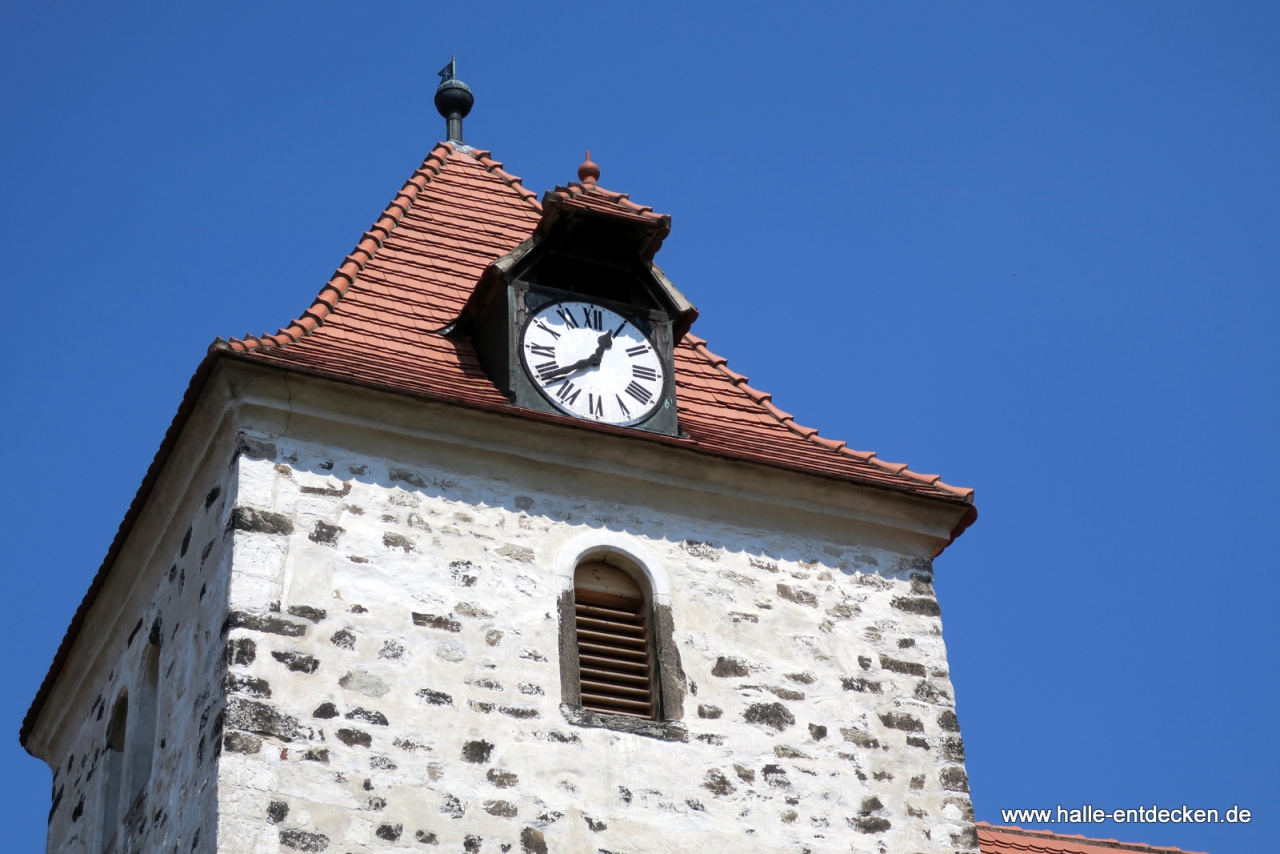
<box><xmin>578</xmin><ymin>151</ymin><xmax>600</xmax><ymax>184</ymax></box>
<box><xmin>434</xmin><ymin>57</ymin><xmax>474</xmax><ymax>143</ymax></box>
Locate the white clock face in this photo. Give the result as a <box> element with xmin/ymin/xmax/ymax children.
<box><xmin>520</xmin><ymin>299</ymin><xmax>666</xmax><ymax>426</ymax></box>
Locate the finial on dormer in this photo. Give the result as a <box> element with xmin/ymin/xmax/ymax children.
<box><xmin>434</xmin><ymin>56</ymin><xmax>473</xmax><ymax>144</ymax></box>
<box><xmin>578</xmin><ymin>151</ymin><xmax>600</xmax><ymax>184</ymax></box>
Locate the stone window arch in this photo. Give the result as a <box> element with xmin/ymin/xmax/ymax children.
<box><xmin>127</xmin><ymin>642</ymin><xmax>160</xmax><ymax>801</ymax></box>
<box><xmin>98</xmin><ymin>692</ymin><xmax>128</xmax><ymax>852</ymax></box>
<box><xmin>98</xmin><ymin>633</ymin><xmax>161</xmax><ymax>852</ymax></box>
<box><xmin>556</xmin><ymin>533</ymin><xmax>685</xmax><ymax>726</ymax></box>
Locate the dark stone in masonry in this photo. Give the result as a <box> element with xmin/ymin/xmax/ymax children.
<box><xmin>309</xmin><ymin>521</ymin><xmax>344</xmax><ymax>545</ymax></box>
<box><xmin>485</xmin><ymin>801</ymin><xmax>518</xmax><ymax>818</ymax></box>
<box><xmin>225</xmin><ymin>638</ymin><xmax>257</xmax><ymax>666</ymax></box>
<box><xmin>878</xmin><ymin>711</ymin><xmax>924</xmax><ymax>732</ymax></box>
<box><xmin>222</xmin><ymin>732</ymin><xmax>262</xmax><ymax>755</ymax></box>
<box><xmin>346</xmin><ymin>707</ymin><xmax>389</xmax><ymax>725</ymax></box>
<box><xmin>743</xmin><ymin>703</ymin><xmax>795</xmax><ymax>731</ymax></box>
<box><xmin>222</xmin><ymin>611</ymin><xmax>306</xmax><ymax>638</ymax></box>
<box><xmin>841</xmin><ymin>677</ymin><xmax>882</xmax><ymax>694</ymax></box>
<box><xmin>278</xmin><ymin>829</ymin><xmax>328</xmax><ymax>852</ymax></box>
<box><xmin>336</xmin><ymin>728</ymin><xmax>372</xmax><ymax>748</ymax></box>
<box><xmin>287</xmin><ymin>605</ymin><xmax>327</xmax><ymax>623</ymax></box>
<box><xmin>225</xmin><ymin>674</ymin><xmax>271</xmax><ymax>698</ymax></box>
<box><xmin>487</xmin><ymin>769</ymin><xmax>518</xmax><ymax>788</ymax></box>
<box><xmin>238</xmin><ymin>438</ymin><xmax>277</xmax><ymax>461</ymax></box>
<box><xmin>703</xmin><ymin>770</ymin><xmax>735</xmax><ymax>796</ymax></box>
<box><xmin>940</xmin><ymin>765</ymin><xmax>970</xmax><ymax>792</ymax></box>
<box><xmin>416</xmin><ymin>688</ymin><xmax>453</xmax><ymax>706</ymax></box>
<box><xmin>761</xmin><ymin>764</ymin><xmax>790</xmax><ymax>787</ymax></box>
<box><xmin>878</xmin><ymin>655</ymin><xmax>927</xmax><ymax>677</ymax></box>
<box><xmin>850</xmin><ymin>815</ymin><xmax>891</xmax><ymax>834</ymax></box>
<box><xmin>272</xmin><ymin>651</ymin><xmax>320</xmax><ymax>674</ymax></box>
<box><xmin>225</xmin><ymin>697</ymin><xmax>300</xmax><ymax>741</ymax></box>
<box><xmin>461</xmin><ymin>740</ymin><xmax>494</xmax><ymax>764</ymax></box>
<box><xmin>231</xmin><ymin>506</ymin><xmax>295</xmax><ymax>536</ymax></box>
<box><xmin>412</xmin><ymin>613</ymin><xmax>461</xmax><ymax>632</ymax></box>
<box><xmin>520</xmin><ymin>828</ymin><xmax>548</xmax><ymax>854</ymax></box>
<box><xmin>891</xmin><ymin>596</ymin><xmax>941</xmax><ymax>617</ymax></box>
<box><xmin>776</xmin><ymin>583</ymin><xmax>818</xmax><ymax>606</ymax></box>
<box><xmin>711</xmin><ymin>657</ymin><xmax>748</xmax><ymax>677</ymax></box>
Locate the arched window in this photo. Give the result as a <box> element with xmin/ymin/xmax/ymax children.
<box><xmin>99</xmin><ymin>693</ymin><xmax>127</xmax><ymax>852</ymax></box>
<box><xmin>573</xmin><ymin>561</ymin><xmax>656</xmax><ymax>718</ymax></box>
<box><xmin>127</xmin><ymin>642</ymin><xmax>160</xmax><ymax>801</ymax></box>
<box><xmin>556</xmin><ymin>533</ymin><xmax>687</xmax><ymax>730</ymax></box>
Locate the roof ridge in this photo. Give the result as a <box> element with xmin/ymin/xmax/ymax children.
<box><xmin>681</xmin><ymin>332</ymin><xmax>974</xmax><ymax>502</ymax></box>
<box><xmin>213</xmin><ymin>142</ymin><xmax>487</xmax><ymax>355</ymax></box>
<box><xmin>214</xmin><ymin>143</ymin><xmax>453</xmax><ymax>353</ymax></box>
<box><xmin>467</xmin><ymin>148</ymin><xmax>543</xmax><ymax>211</ymax></box>
<box><xmin>976</xmin><ymin>823</ymin><xmax>1208</xmax><ymax>854</ymax></box>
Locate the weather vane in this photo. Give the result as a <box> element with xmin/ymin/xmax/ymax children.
<box><xmin>438</xmin><ymin>55</ymin><xmax>457</xmax><ymax>84</ymax></box>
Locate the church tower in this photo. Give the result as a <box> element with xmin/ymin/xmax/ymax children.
<box><xmin>23</xmin><ymin>66</ymin><xmax>980</xmax><ymax>854</ymax></box>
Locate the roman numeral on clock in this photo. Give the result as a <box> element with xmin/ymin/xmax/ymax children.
<box><xmin>632</xmin><ymin>365</ymin><xmax>657</xmax><ymax>381</ymax></box>
<box><xmin>581</xmin><ymin>307</ymin><xmax>602</xmax><ymax>330</ymax></box>
<box><xmin>624</xmin><ymin>381</ymin><xmax>653</xmax><ymax>405</ymax></box>
<box><xmin>555</xmin><ymin>381</ymin><xmax>581</xmax><ymax>406</ymax></box>
<box><xmin>535</xmin><ymin>361</ymin><xmax>560</xmax><ymax>382</ymax></box>
<box><xmin>555</xmin><ymin>307</ymin><xmax>579</xmax><ymax>328</ymax></box>
<box><xmin>534</xmin><ymin>320</ymin><xmax>560</xmax><ymax>339</ymax></box>
<box><xmin>588</xmin><ymin>394</ymin><xmax>604</xmax><ymax>417</ymax></box>
<box><xmin>625</xmin><ymin>344</ymin><xmax>650</xmax><ymax>357</ymax></box>
<box><xmin>615</xmin><ymin>395</ymin><xmax>631</xmax><ymax>418</ymax></box>
<box><xmin>528</xmin><ymin>343</ymin><xmax>555</xmax><ymax>358</ymax></box>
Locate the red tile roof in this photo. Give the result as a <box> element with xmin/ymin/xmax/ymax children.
<box><xmin>215</xmin><ymin>142</ymin><xmax>976</xmax><ymax>512</ymax></box>
<box><xmin>978</xmin><ymin>823</ymin><xmax>1208</xmax><ymax>854</ymax></box>
<box><xmin>540</xmin><ymin>174</ymin><xmax>672</xmax><ymax>259</ymax></box>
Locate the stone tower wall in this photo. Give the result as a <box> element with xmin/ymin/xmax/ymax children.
<box><xmin>215</xmin><ymin>432</ymin><xmax>977</xmax><ymax>854</ymax></box>
<box><xmin>42</xmin><ymin>452</ymin><xmax>237</xmax><ymax>854</ymax></box>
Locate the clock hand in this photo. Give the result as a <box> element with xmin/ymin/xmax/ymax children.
<box><xmin>542</xmin><ymin>357</ymin><xmax>593</xmax><ymax>382</ymax></box>
<box><xmin>541</xmin><ymin>332</ymin><xmax>614</xmax><ymax>383</ymax></box>
<box><xmin>590</xmin><ymin>330</ymin><xmax>615</xmax><ymax>360</ymax></box>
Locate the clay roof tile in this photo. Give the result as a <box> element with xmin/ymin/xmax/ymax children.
<box><xmin>976</xmin><ymin>823</ymin><xmax>1207</xmax><ymax>854</ymax></box>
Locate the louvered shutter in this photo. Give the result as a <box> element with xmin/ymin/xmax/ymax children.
<box><xmin>574</xmin><ymin>562</ymin><xmax>655</xmax><ymax>719</ymax></box>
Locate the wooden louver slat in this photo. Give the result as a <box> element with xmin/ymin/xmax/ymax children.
<box><xmin>574</xmin><ymin>587</ymin><xmax>654</xmax><ymax>719</ymax></box>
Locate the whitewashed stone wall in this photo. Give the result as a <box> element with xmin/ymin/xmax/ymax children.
<box><xmin>43</xmin><ymin>461</ymin><xmax>236</xmax><ymax>854</ymax></box>
<box><xmin>215</xmin><ymin>432</ymin><xmax>977</xmax><ymax>854</ymax></box>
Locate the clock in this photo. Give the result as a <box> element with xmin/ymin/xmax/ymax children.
<box><xmin>519</xmin><ymin>299</ymin><xmax>667</xmax><ymax>426</ymax></box>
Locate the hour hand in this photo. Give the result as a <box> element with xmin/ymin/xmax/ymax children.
<box><xmin>538</xmin><ymin>357</ymin><xmax>591</xmax><ymax>383</ymax></box>
<box><xmin>539</xmin><ymin>332</ymin><xmax>614</xmax><ymax>382</ymax></box>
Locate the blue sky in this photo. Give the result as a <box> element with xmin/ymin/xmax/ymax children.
<box><xmin>2</xmin><ymin>3</ymin><xmax>1276</xmax><ymax>851</ymax></box>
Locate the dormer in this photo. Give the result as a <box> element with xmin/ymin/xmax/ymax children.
<box><xmin>453</xmin><ymin>155</ymin><xmax>697</xmax><ymax>437</ymax></box>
